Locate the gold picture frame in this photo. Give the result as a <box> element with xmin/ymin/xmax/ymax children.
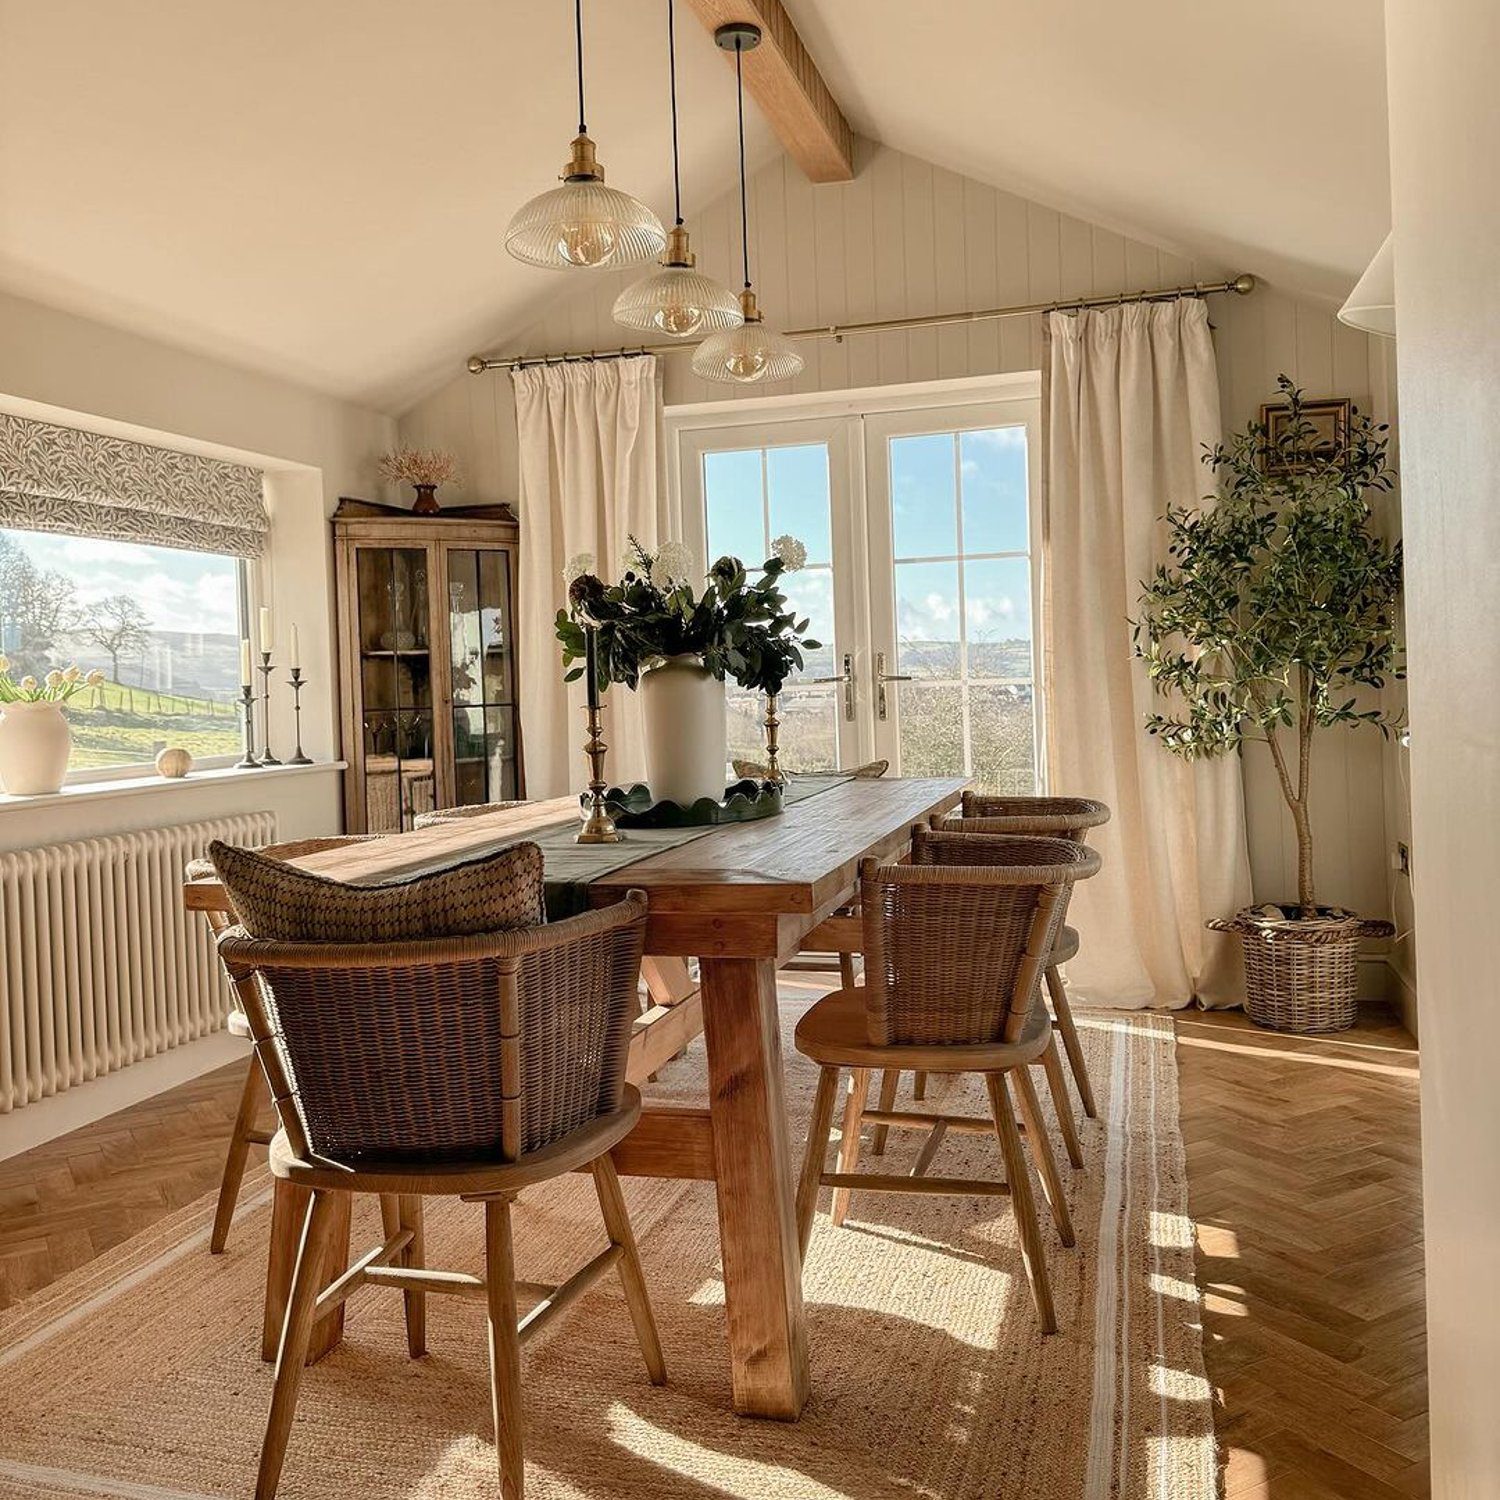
<box><xmin>1259</xmin><ymin>396</ymin><xmax>1351</xmax><ymax>475</ymax></box>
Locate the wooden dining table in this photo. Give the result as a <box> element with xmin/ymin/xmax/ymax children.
<box><xmin>185</xmin><ymin>774</ymin><xmax>965</xmax><ymax>1421</ymax></box>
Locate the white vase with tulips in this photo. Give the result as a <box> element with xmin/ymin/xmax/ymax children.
<box><xmin>0</xmin><ymin>658</ymin><xmax>105</xmax><ymax>795</ymax></box>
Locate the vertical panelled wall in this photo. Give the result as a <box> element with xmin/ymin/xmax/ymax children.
<box><xmin>401</xmin><ymin>140</ymin><xmax>1400</xmax><ymax>970</ymax></box>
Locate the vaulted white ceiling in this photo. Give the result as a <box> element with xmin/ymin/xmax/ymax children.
<box><xmin>0</xmin><ymin>1</ymin><xmax>1390</xmax><ymax>416</ymax></box>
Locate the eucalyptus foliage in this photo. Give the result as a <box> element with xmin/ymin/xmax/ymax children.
<box><xmin>1133</xmin><ymin>377</ymin><xmax>1403</xmax><ymax>915</ymax></box>
<box><xmin>556</xmin><ymin>537</ymin><xmax>821</xmax><ymax>697</ymax></box>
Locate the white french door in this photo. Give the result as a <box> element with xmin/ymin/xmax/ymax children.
<box><xmin>673</xmin><ymin>380</ymin><xmax>1043</xmax><ymax>793</ymax></box>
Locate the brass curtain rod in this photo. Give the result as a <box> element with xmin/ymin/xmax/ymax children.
<box><xmin>466</xmin><ymin>272</ymin><xmax>1256</xmax><ymax>374</ymax></box>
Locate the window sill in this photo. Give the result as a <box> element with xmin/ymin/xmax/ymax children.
<box><xmin>0</xmin><ymin>760</ymin><xmax>346</xmax><ymax>812</ymax></box>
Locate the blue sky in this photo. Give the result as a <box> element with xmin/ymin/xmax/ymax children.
<box><xmin>1</xmin><ymin>529</ymin><xmax>239</xmax><ymax>635</ymax></box>
<box><xmin>704</xmin><ymin>426</ymin><xmax>1030</xmax><ymax>646</ymax></box>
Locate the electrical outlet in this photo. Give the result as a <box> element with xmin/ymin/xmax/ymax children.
<box><xmin>1396</xmin><ymin>841</ymin><xmax>1411</xmax><ymax>878</ymax></box>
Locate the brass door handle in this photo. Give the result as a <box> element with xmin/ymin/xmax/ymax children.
<box><xmin>808</xmin><ymin>651</ymin><xmax>856</xmax><ymax>722</ymax></box>
<box><xmin>875</xmin><ymin>651</ymin><xmax>911</xmax><ymax>721</ymax></box>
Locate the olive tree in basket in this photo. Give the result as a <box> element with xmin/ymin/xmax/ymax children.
<box><xmin>1133</xmin><ymin>377</ymin><xmax>1403</xmax><ymax>1031</ymax></box>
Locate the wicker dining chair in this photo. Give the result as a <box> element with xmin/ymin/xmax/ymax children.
<box><xmin>216</xmin><ymin>891</ymin><xmax>663</xmax><ymax>1500</ymax></box>
<box><xmin>184</xmin><ymin>834</ymin><xmax>379</xmax><ymax>1254</ymax></box>
<box><xmin>412</xmin><ymin>800</ymin><xmax>530</xmax><ymax>827</ymax></box>
<box><xmin>794</xmin><ymin>838</ymin><xmax>1100</xmax><ymax>1334</ymax></box>
<box><xmin>932</xmin><ymin>794</ymin><xmax>1111</xmax><ymax>1118</ymax></box>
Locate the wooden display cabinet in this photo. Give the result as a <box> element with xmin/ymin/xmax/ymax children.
<box><xmin>333</xmin><ymin>497</ymin><xmax>524</xmax><ymax>832</ymax></box>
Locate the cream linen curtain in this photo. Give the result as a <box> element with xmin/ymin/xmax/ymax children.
<box><xmin>513</xmin><ymin>357</ymin><xmax>674</xmax><ymax>798</ymax></box>
<box><xmin>1043</xmin><ymin>299</ymin><xmax>1251</xmax><ymax>1008</ymax></box>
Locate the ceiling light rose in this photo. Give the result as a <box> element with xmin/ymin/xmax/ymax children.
<box><xmin>504</xmin><ymin>1</ymin><xmax>665</xmax><ymax>271</ymax></box>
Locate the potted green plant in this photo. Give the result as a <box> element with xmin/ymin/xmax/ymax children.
<box><xmin>1133</xmin><ymin>377</ymin><xmax>1402</xmax><ymax>1032</ymax></box>
<box><xmin>555</xmin><ymin>537</ymin><xmax>819</xmax><ymax>806</ymax></box>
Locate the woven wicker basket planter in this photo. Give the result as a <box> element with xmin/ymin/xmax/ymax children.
<box><xmin>1207</xmin><ymin>904</ymin><xmax>1396</xmax><ymax>1034</ymax></box>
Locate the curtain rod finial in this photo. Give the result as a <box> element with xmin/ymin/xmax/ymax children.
<box><xmin>1232</xmin><ymin>273</ymin><xmax>1257</xmax><ymax>296</ymax></box>
<box><xmin>467</xmin><ymin>355</ymin><xmax>488</xmax><ymax>375</ymax></box>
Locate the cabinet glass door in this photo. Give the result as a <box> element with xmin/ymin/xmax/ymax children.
<box><xmin>446</xmin><ymin>545</ymin><xmax>520</xmax><ymax>806</ymax></box>
<box><xmin>355</xmin><ymin>546</ymin><xmax>434</xmax><ymax>831</ymax></box>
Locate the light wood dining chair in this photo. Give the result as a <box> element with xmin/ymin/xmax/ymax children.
<box><xmin>217</xmin><ymin>891</ymin><xmax>664</xmax><ymax>1500</ymax></box>
<box><xmin>793</xmin><ymin>838</ymin><xmax>1100</xmax><ymax>1334</ymax></box>
<box><xmin>932</xmin><ymin>794</ymin><xmax>1111</xmax><ymax>1118</ymax></box>
<box><xmin>185</xmin><ymin>834</ymin><xmax>378</xmax><ymax>1254</ymax></box>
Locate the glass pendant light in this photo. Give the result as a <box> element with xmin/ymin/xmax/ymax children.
<box><xmin>505</xmin><ymin>0</ymin><xmax>666</xmax><ymax>270</ymax></box>
<box><xmin>691</xmin><ymin>24</ymin><xmax>805</xmax><ymax>384</ymax></box>
<box><xmin>614</xmin><ymin>0</ymin><xmax>742</xmax><ymax>337</ymax></box>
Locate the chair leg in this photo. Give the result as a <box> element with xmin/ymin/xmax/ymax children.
<box><xmin>255</xmin><ymin>1188</ymin><xmax>342</xmax><ymax>1500</ymax></box>
<box><xmin>381</xmin><ymin>1194</ymin><xmax>427</xmax><ymax>1357</ymax></box>
<box><xmin>797</xmin><ymin>1066</ymin><xmax>842</xmax><ymax>1255</ymax></box>
<box><xmin>984</xmin><ymin>1073</ymin><xmax>1057</xmax><ymax>1335</ymax></box>
<box><xmin>1011</xmin><ymin>1065</ymin><xmax>1076</xmax><ymax>1248</ymax></box>
<box><xmin>211</xmin><ymin>1055</ymin><xmax>267</xmax><ymax>1254</ymax></box>
<box><xmin>1039</xmin><ymin>1035</ymin><xmax>1085</xmax><ymax>1169</ymax></box>
<box><xmin>870</xmin><ymin>1068</ymin><xmax>900</xmax><ymax>1156</ymax></box>
<box><xmin>913</xmin><ymin>1070</ymin><xmax>927</xmax><ymax>1102</ymax></box>
<box><xmin>590</xmin><ymin>1156</ymin><xmax>667</xmax><ymax>1385</ymax></box>
<box><xmin>830</xmin><ymin>1067</ymin><xmax>872</xmax><ymax>1227</ymax></box>
<box><xmin>483</xmin><ymin>1198</ymin><xmax>526</xmax><ymax>1500</ymax></box>
<box><xmin>1047</xmin><ymin>966</ymin><xmax>1097</xmax><ymax>1120</ymax></box>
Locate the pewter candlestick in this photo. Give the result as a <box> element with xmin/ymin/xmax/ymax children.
<box><xmin>287</xmin><ymin>667</ymin><xmax>312</xmax><ymax>765</ymax></box>
<box><xmin>236</xmin><ymin>684</ymin><xmax>260</xmax><ymax>769</ymax></box>
<box><xmin>256</xmin><ymin>652</ymin><xmax>281</xmax><ymax>765</ymax></box>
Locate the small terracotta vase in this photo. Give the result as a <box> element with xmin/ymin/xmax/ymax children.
<box><xmin>411</xmin><ymin>483</ymin><xmax>441</xmax><ymax>516</ymax></box>
<box><xmin>0</xmin><ymin>700</ymin><xmax>72</xmax><ymax>795</ymax></box>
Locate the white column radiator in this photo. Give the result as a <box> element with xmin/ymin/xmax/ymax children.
<box><xmin>0</xmin><ymin>812</ymin><xmax>276</xmax><ymax>1113</ymax></box>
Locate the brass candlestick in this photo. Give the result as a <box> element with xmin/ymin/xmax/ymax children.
<box><xmin>575</xmin><ymin>702</ymin><xmax>624</xmax><ymax>844</ymax></box>
<box><xmin>763</xmin><ymin>692</ymin><xmax>785</xmax><ymax>786</ymax></box>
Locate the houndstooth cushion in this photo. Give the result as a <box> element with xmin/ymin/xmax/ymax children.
<box><xmin>208</xmin><ymin>838</ymin><xmax>545</xmax><ymax>942</ymax></box>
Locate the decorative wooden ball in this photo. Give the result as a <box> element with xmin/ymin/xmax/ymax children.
<box><xmin>155</xmin><ymin>747</ymin><xmax>193</xmax><ymax>779</ymax></box>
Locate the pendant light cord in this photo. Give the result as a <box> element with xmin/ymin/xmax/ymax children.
<box><xmin>668</xmin><ymin>0</ymin><xmax>683</xmax><ymax>226</ymax></box>
<box><xmin>736</xmin><ymin>40</ymin><xmax>750</xmax><ymax>289</ymax></box>
<box><xmin>574</xmin><ymin>0</ymin><xmax>587</xmax><ymax>135</ymax></box>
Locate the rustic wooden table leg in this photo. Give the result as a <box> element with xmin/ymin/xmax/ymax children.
<box><xmin>698</xmin><ymin>956</ymin><xmax>810</xmax><ymax>1420</ymax></box>
<box><xmin>262</xmin><ymin>1177</ymin><xmax>352</xmax><ymax>1365</ymax></box>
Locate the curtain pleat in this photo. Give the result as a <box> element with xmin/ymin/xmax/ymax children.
<box><xmin>512</xmin><ymin>358</ymin><xmax>673</xmax><ymax>799</ymax></box>
<box><xmin>1043</xmin><ymin>300</ymin><xmax>1251</xmax><ymax>1008</ymax></box>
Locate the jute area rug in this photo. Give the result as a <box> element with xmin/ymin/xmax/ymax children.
<box><xmin>0</xmin><ymin>994</ymin><xmax>1216</xmax><ymax>1500</ymax></box>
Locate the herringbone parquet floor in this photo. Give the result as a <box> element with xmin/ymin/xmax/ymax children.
<box><xmin>1178</xmin><ymin>1008</ymin><xmax>1428</xmax><ymax>1499</ymax></box>
<box><xmin>0</xmin><ymin>1007</ymin><xmax>1427</xmax><ymax>1497</ymax></box>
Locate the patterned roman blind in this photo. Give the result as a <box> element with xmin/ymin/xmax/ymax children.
<box><xmin>0</xmin><ymin>412</ymin><xmax>269</xmax><ymax>558</ymax></box>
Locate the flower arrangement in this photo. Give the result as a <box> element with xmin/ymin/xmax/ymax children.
<box><xmin>378</xmin><ymin>447</ymin><xmax>461</xmax><ymax>489</ymax></box>
<box><xmin>555</xmin><ymin>537</ymin><xmax>821</xmax><ymax>696</ymax></box>
<box><xmin>0</xmin><ymin>657</ymin><xmax>104</xmax><ymax>704</ymax></box>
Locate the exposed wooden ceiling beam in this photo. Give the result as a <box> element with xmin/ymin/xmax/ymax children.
<box><xmin>685</xmin><ymin>0</ymin><xmax>854</xmax><ymax>183</ymax></box>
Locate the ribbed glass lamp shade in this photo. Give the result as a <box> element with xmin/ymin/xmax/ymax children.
<box><xmin>692</xmin><ymin>289</ymin><xmax>804</xmax><ymax>383</ymax></box>
<box><xmin>613</xmin><ymin>228</ymin><xmax>743</xmax><ymax>337</ymax></box>
<box><xmin>505</xmin><ymin>136</ymin><xmax>666</xmax><ymax>271</ymax></box>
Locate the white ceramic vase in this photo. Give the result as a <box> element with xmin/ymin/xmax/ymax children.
<box><xmin>0</xmin><ymin>701</ymin><xmax>72</xmax><ymax>795</ymax></box>
<box><xmin>637</xmin><ymin>654</ymin><xmax>727</xmax><ymax>807</ymax></box>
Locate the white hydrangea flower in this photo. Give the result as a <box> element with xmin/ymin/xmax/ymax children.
<box><xmin>649</xmin><ymin>540</ymin><xmax>695</xmax><ymax>590</ymax></box>
<box><xmin>771</xmin><ymin>534</ymin><xmax>807</xmax><ymax>572</ymax></box>
<box><xmin>44</xmin><ymin>669</ymin><xmax>63</xmax><ymax>688</ymax></box>
<box><xmin>0</xmin><ymin>654</ymin><xmax>10</xmax><ymax>674</ymax></box>
<box><xmin>63</xmin><ymin>665</ymin><xmax>81</xmax><ymax>682</ymax></box>
<box><xmin>19</xmin><ymin>675</ymin><xmax>37</xmax><ymax>693</ymax></box>
<box><xmin>561</xmin><ymin>552</ymin><xmax>595</xmax><ymax>586</ymax></box>
<box><xmin>86</xmin><ymin>669</ymin><xmax>106</xmax><ymax>686</ymax></box>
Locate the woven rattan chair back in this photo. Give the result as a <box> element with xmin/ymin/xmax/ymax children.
<box><xmin>951</xmin><ymin>793</ymin><xmax>1111</xmax><ymax>842</ymax></box>
<box><xmin>218</xmin><ymin>894</ymin><xmax>647</xmax><ymax>1168</ymax></box>
<box><xmin>857</xmin><ymin>840</ymin><xmax>1094</xmax><ymax>1047</ymax></box>
<box><xmin>413</xmin><ymin>801</ymin><xmax>530</xmax><ymax>827</ymax></box>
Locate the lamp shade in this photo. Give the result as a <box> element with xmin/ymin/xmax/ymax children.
<box><xmin>1338</xmin><ymin>233</ymin><xmax>1396</xmax><ymax>339</ymax></box>
<box><xmin>691</xmin><ymin>289</ymin><xmax>804</xmax><ymax>384</ymax></box>
<box><xmin>613</xmin><ymin>228</ymin><xmax>743</xmax><ymax>337</ymax></box>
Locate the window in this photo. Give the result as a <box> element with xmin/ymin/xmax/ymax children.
<box><xmin>0</xmin><ymin>528</ymin><xmax>246</xmax><ymax>773</ymax></box>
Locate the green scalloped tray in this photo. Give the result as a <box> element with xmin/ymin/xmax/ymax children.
<box><xmin>582</xmin><ymin>778</ymin><xmax>784</xmax><ymax>828</ymax></box>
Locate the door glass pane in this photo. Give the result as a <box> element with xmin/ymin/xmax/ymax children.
<box><xmin>447</xmin><ymin>546</ymin><xmax>517</xmax><ymax>807</ymax></box>
<box><xmin>883</xmin><ymin>423</ymin><xmax>1038</xmax><ymax>794</ymax></box>
<box><xmin>701</xmin><ymin>438</ymin><xmax>840</xmax><ymax>776</ymax></box>
<box><xmin>889</xmin><ymin>433</ymin><xmax>957</xmax><ymax>557</ymax></box>
<box><xmin>960</xmin><ymin>426</ymin><xmax>1029</xmax><ymax>554</ymax></box>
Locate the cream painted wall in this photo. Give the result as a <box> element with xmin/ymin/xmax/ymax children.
<box><xmin>1383</xmin><ymin>0</ymin><xmax>1500</xmax><ymax>1489</ymax></box>
<box><xmin>0</xmin><ymin>286</ymin><xmax>397</xmax><ymax>844</ymax></box>
<box><xmin>402</xmin><ymin>139</ymin><xmax>1401</xmax><ymax>984</ymax></box>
